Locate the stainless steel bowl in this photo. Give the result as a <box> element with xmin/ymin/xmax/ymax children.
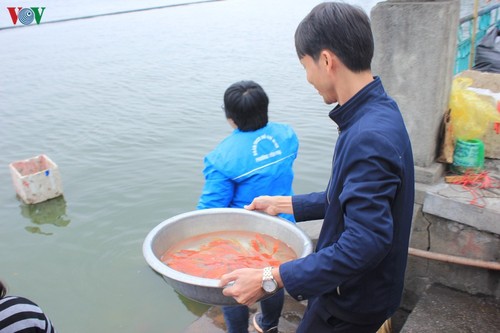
<box><xmin>142</xmin><ymin>208</ymin><xmax>313</xmax><ymax>306</ymax></box>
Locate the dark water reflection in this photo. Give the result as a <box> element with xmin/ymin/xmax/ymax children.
<box><xmin>177</xmin><ymin>292</ymin><xmax>211</xmax><ymax>317</ymax></box>
<box><xmin>19</xmin><ymin>196</ymin><xmax>70</xmax><ymax>235</ymax></box>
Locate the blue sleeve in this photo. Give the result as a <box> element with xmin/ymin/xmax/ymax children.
<box><xmin>292</xmin><ymin>192</ymin><xmax>326</xmax><ymax>221</ymax></box>
<box><xmin>197</xmin><ymin>157</ymin><xmax>234</xmax><ymax>209</ymax></box>
<box><xmin>281</xmin><ymin>132</ymin><xmax>400</xmax><ymax>299</ymax></box>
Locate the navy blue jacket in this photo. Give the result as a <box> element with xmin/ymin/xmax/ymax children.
<box><xmin>280</xmin><ymin>77</ymin><xmax>414</xmax><ymax>324</ymax></box>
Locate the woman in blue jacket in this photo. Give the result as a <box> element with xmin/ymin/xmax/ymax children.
<box><xmin>220</xmin><ymin>3</ymin><xmax>415</xmax><ymax>333</ymax></box>
<box><xmin>197</xmin><ymin>80</ymin><xmax>299</xmax><ymax>333</ymax></box>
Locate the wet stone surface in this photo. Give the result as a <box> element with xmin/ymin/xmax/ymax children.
<box><xmin>183</xmin><ymin>293</ymin><xmax>409</xmax><ymax>333</ymax></box>
<box><xmin>400</xmin><ymin>284</ymin><xmax>500</xmax><ymax>333</ymax></box>
<box><xmin>183</xmin><ymin>294</ymin><xmax>307</xmax><ymax>333</ymax></box>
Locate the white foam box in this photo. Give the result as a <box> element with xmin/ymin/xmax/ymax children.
<box><xmin>9</xmin><ymin>154</ymin><xmax>63</xmax><ymax>204</ymax></box>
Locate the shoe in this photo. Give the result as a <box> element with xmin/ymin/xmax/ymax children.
<box><xmin>252</xmin><ymin>312</ymin><xmax>278</xmax><ymax>333</ymax></box>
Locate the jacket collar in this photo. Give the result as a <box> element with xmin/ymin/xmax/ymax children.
<box><xmin>328</xmin><ymin>76</ymin><xmax>384</xmax><ymax>133</ymax></box>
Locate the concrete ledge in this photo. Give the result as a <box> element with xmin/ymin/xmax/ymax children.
<box><xmin>423</xmin><ymin>181</ymin><xmax>500</xmax><ymax>234</ymax></box>
<box><xmin>414</xmin><ymin>163</ymin><xmax>445</xmax><ymax>185</ymax></box>
<box><xmin>415</xmin><ymin>182</ymin><xmax>434</xmax><ymax>205</ymax></box>
<box><xmin>400</xmin><ymin>284</ymin><xmax>500</xmax><ymax>333</ymax></box>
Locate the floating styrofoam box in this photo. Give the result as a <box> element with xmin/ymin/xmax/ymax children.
<box><xmin>9</xmin><ymin>154</ymin><xmax>63</xmax><ymax>204</ymax></box>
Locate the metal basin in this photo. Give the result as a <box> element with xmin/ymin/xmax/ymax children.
<box><xmin>142</xmin><ymin>208</ymin><xmax>313</xmax><ymax>306</ymax></box>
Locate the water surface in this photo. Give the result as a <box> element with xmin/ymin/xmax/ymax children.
<box><xmin>0</xmin><ymin>0</ymin><xmax>481</xmax><ymax>332</ymax></box>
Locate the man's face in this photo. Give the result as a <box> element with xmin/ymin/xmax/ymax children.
<box><xmin>300</xmin><ymin>54</ymin><xmax>337</xmax><ymax>105</ymax></box>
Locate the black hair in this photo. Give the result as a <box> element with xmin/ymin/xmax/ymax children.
<box><xmin>0</xmin><ymin>280</ymin><xmax>6</xmax><ymax>299</ymax></box>
<box><xmin>295</xmin><ymin>2</ymin><xmax>374</xmax><ymax>72</ymax></box>
<box><xmin>223</xmin><ymin>80</ymin><xmax>269</xmax><ymax>132</ymax></box>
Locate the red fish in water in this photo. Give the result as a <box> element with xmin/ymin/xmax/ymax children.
<box><xmin>161</xmin><ymin>231</ymin><xmax>296</xmax><ymax>279</ymax></box>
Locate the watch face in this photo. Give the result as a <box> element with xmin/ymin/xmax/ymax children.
<box><xmin>262</xmin><ymin>279</ymin><xmax>277</xmax><ymax>293</ymax></box>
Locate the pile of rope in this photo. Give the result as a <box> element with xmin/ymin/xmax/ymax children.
<box><xmin>445</xmin><ymin>170</ymin><xmax>500</xmax><ymax>207</ymax></box>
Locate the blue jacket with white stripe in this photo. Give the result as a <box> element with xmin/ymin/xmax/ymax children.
<box><xmin>197</xmin><ymin>122</ymin><xmax>298</xmax><ymax>222</ymax></box>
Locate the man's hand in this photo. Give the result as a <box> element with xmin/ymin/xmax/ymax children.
<box><xmin>244</xmin><ymin>195</ymin><xmax>293</xmax><ymax>216</ymax></box>
<box><xmin>219</xmin><ymin>268</ymin><xmax>266</xmax><ymax>306</ymax></box>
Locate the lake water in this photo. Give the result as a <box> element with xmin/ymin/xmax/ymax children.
<box><xmin>0</xmin><ymin>0</ymin><xmax>484</xmax><ymax>332</ymax></box>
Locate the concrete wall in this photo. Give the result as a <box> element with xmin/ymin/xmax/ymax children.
<box><xmin>403</xmin><ymin>196</ymin><xmax>500</xmax><ymax>310</ymax></box>
<box><xmin>371</xmin><ymin>0</ymin><xmax>460</xmax><ymax>183</ymax></box>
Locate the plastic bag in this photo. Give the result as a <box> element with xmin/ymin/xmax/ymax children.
<box><xmin>448</xmin><ymin>77</ymin><xmax>500</xmax><ymax>140</ymax></box>
<box><xmin>473</xmin><ymin>26</ymin><xmax>500</xmax><ymax>74</ymax></box>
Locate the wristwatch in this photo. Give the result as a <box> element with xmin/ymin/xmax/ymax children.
<box><xmin>261</xmin><ymin>266</ymin><xmax>278</xmax><ymax>294</ymax></box>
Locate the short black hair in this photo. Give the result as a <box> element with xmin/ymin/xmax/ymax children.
<box><xmin>223</xmin><ymin>80</ymin><xmax>269</xmax><ymax>132</ymax></box>
<box><xmin>0</xmin><ymin>280</ymin><xmax>6</xmax><ymax>299</ymax></box>
<box><xmin>295</xmin><ymin>2</ymin><xmax>374</xmax><ymax>72</ymax></box>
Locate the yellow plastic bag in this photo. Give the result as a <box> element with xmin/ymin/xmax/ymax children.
<box><xmin>449</xmin><ymin>77</ymin><xmax>500</xmax><ymax>140</ymax></box>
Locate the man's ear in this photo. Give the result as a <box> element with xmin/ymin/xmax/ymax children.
<box><xmin>320</xmin><ymin>50</ymin><xmax>336</xmax><ymax>72</ymax></box>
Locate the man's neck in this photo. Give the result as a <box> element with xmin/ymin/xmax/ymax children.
<box><xmin>336</xmin><ymin>69</ymin><xmax>374</xmax><ymax>105</ymax></box>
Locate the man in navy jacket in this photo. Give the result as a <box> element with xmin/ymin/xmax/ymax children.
<box><xmin>220</xmin><ymin>2</ymin><xmax>415</xmax><ymax>333</ymax></box>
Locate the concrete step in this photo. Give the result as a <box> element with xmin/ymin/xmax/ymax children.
<box><xmin>183</xmin><ymin>284</ymin><xmax>500</xmax><ymax>333</ymax></box>
<box><xmin>183</xmin><ymin>293</ymin><xmax>412</xmax><ymax>333</ymax></box>
<box><xmin>400</xmin><ymin>283</ymin><xmax>500</xmax><ymax>333</ymax></box>
<box><xmin>183</xmin><ymin>294</ymin><xmax>307</xmax><ymax>333</ymax></box>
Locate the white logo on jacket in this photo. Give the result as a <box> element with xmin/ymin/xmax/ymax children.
<box><xmin>252</xmin><ymin>135</ymin><xmax>282</xmax><ymax>162</ymax></box>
